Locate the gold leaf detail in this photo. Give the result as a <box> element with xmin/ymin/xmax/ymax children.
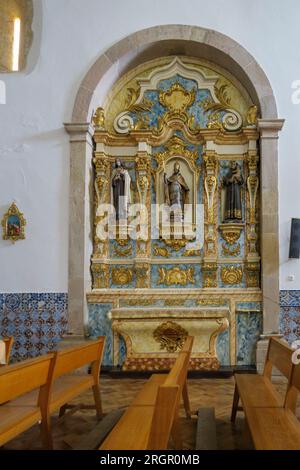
<box><xmin>159</xmin><ymin>83</ymin><xmax>196</xmax><ymax>113</ymax></box>
<box><xmin>221</xmin><ymin>266</ymin><xmax>243</xmax><ymax>285</ymax></box>
<box><xmin>221</xmin><ymin>243</ymin><xmax>241</xmax><ymax>257</ymax></box>
<box><xmin>153</xmin><ymin>321</ymin><xmax>188</xmax><ymax>353</ymax></box>
<box><xmin>163</xmin><ymin>238</ymin><xmax>188</xmax><ymax>252</ymax></box>
<box><xmin>153</xmin><ymin>244</ymin><xmax>170</xmax><ymax>257</ymax></box>
<box><xmin>112</xmin><ymin>267</ymin><xmax>133</xmax><ymax>286</ymax></box>
<box><xmin>113</xmin><ymin>245</ymin><xmax>132</xmax><ymax>257</ymax></box>
<box><xmin>157</xmin><ymin>267</ymin><xmax>195</xmax><ymax>286</ymax></box>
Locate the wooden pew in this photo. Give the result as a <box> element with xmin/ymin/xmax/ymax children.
<box><xmin>13</xmin><ymin>337</ymin><xmax>106</xmax><ymax>422</ymax></box>
<box><xmin>244</xmin><ymin>360</ymin><xmax>300</xmax><ymax>450</ymax></box>
<box><xmin>50</xmin><ymin>337</ymin><xmax>105</xmax><ymax>419</ymax></box>
<box><xmin>99</xmin><ymin>336</ymin><xmax>193</xmax><ymax>450</ymax></box>
<box><xmin>0</xmin><ymin>354</ymin><xmax>56</xmax><ymax>448</ymax></box>
<box><xmin>231</xmin><ymin>337</ymin><xmax>294</xmax><ymax>422</ymax></box>
<box><xmin>0</xmin><ymin>337</ymin><xmax>13</xmax><ymax>365</ymax></box>
<box><xmin>129</xmin><ymin>336</ymin><xmax>193</xmax><ymax>418</ymax></box>
<box><xmin>231</xmin><ymin>337</ymin><xmax>300</xmax><ymax>450</ymax></box>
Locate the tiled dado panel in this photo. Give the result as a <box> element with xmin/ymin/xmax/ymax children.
<box><xmin>280</xmin><ymin>290</ymin><xmax>300</xmax><ymax>344</ymax></box>
<box><xmin>1</xmin><ymin>290</ymin><xmax>299</xmax><ymax>364</ymax></box>
<box><xmin>0</xmin><ymin>293</ymin><xmax>68</xmax><ymax>362</ymax></box>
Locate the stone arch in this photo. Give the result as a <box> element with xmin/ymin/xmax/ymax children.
<box><xmin>65</xmin><ymin>26</ymin><xmax>283</xmax><ymax>372</ymax></box>
<box><xmin>71</xmin><ymin>25</ymin><xmax>277</xmax><ymax>122</ymax></box>
<box><xmin>0</xmin><ymin>0</ymin><xmax>34</xmax><ymax>73</ymax></box>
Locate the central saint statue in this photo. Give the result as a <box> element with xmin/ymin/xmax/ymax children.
<box><xmin>164</xmin><ymin>161</ymin><xmax>189</xmax><ymax>220</ymax></box>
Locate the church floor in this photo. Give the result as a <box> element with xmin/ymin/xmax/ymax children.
<box><xmin>2</xmin><ymin>376</ymin><xmax>300</xmax><ymax>451</ymax></box>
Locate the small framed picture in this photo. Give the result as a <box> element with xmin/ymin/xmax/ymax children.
<box><xmin>2</xmin><ymin>202</ymin><xmax>26</xmax><ymax>243</ymax></box>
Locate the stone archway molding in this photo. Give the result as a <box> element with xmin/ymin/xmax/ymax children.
<box><xmin>72</xmin><ymin>24</ymin><xmax>278</xmax><ymax>122</ymax></box>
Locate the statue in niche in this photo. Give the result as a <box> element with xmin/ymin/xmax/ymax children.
<box><xmin>222</xmin><ymin>161</ymin><xmax>244</xmax><ymax>221</ymax></box>
<box><xmin>111</xmin><ymin>158</ymin><xmax>131</xmax><ymax>220</ymax></box>
<box><xmin>164</xmin><ymin>161</ymin><xmax>189</xmax><ymax>221</ymax></box>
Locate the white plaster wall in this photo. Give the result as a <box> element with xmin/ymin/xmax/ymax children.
<box><xmin>0</xmin><ymin>0</ymin><xmax>299</xmax><ymax>292</ymax></box>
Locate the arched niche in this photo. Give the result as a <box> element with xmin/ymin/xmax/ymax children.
<box><xmin>65</xmin><ymin>25</ymin><xmax>284</xmax><ymax>372</ymax></box>
<box><xmin>0</xmin><ymin>0</ymin><xmax>33</xmax><ymax>72</ymax></box>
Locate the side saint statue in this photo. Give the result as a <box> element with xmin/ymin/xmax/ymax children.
<box><xmin>111</xmin><ymin>158</ymin><xmax>131</xmax><ymax>221</ymax></box>
<box><xmin>222</xmin><ymin>161</ymin><xmax>244</xmax><ymax>221</ymax></box>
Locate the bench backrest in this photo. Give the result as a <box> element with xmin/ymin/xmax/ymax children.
<box><xmin>147</xmin><ymin>336</ymin><xmax>194</xmax><ymax>450</ymax></box>
<box><xmin>2</xmin><ymin>337</ymin><xmax>13</xmax><ymax>364</ymax></box>
<box><xmin>263</xmin><ymin>337</ymin><xmax>294</xmax><ymax>379</ymax></box>
<box><xmin>180</xmin><ymin>335</ymin><xmax>194</xmax><ymax>354</ymax></box>
<box><xmin>147</xmin><ymin>384</ymin><xmax>180</xmax><ymax>450</ymax></box>
<box><xmin>52</xmin><ymin>337</ymin><xmax>105</xmax><ymax>379</ymax></box>
<box><xmin>284</xmin><ymin>360</ymin><xmax>300</xmax><ymax>413</ymax></box>
<box><xmin>0</xmin><ymin>354</ymin><xmax>55</xmax><ymax>404</ymax></box>
<box><xmin>164</xmin><ymin>336</ymin><xmax>194</xmax><ymax>390</ymax></box>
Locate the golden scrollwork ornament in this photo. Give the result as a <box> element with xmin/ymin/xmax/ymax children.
<box><xmin>155</xmin><ymin>136</ymin><xmax>200</xmax><ymax>178</ymax></box>
<box><xmin>202</xmin><ymin>262</ymin><xmax>218</xmax><ymax>288</ymax></box>
<box><xmin>91</xmin><ymin>263</ymin><xmax>109</xmax><ymax>289</ymax></box>
<box><xmin>157</xmin><ymin>266</ymin><xmax>195</xmax><ymax>286</ymax></box>
<box><xmin>159</xmin><ymin>82</ymin><xmax>196</xmax><ymax>122</ymax></box>
<box><xmin>153</xmin><ymin>321</ymin><xmax>188</xmax><ymax>353</ymax></box>
<box><xmin>2</xmin><ymin>202</ymin><xmax>26</xmax><ymax>243</ymax></box>
<box><xmin>113</xmin><ymin>245</ymin><xmax>132</xmax><ymax>258</ymax></box>
<box><xmin>153</xmin><ymin>244</ymin><xmax>170</xmax><ymax>257</ymax></box>
<box><xmin>135</xmin><ymin>263</ymin><xmax>150</xmax><ymax>288</ymax></box>
<box><xmin>221</xmin><ymin>265</ymin><xmax>243</xmax><ymax>285</ymax></box>
<box><xmin>219</xmin><ymin>223</ymin><xmax>243</xmax><ymax>245</ymax></box>
<box><xmin>245</xmin><ymin>262</ymin><xmax>260</xmax><ymax>288</ymax></box>
<box><xmin>112</xmin><ymin>267</ymin><xmax>133</xmax><ymax>286</ymax></box>
<box><xmin>162</xmin><ymin>238</ymin><xmax>188</xmax><ymax>252</ymax></box>
<box><xmin>221</xmin><ymin>242</ymin><xmax>241</xmax><ymax>257</ymax></box>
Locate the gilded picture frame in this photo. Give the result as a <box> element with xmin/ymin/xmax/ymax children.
<box><xmin>2</xmin><ymin>202</ymin><xmax>26</xmax><ymax>243</ymax></box>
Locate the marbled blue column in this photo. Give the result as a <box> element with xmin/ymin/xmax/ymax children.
<box><xmin>216</xmin><ymin>330</ymin><xmax>230</xmax><ymax>366</ymax></box>
<box><xmin>88</xmin><ymin>303</ymin><xmax>114</xmax><ymax>366</ymax></box>
<box><xmin>236</xmin><ymin>311</ymin><xmax>262</xmax><ymax>365</ymax></box>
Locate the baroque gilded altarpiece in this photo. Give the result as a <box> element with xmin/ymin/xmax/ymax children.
<box><xmin>87</xmin><ymin>57</ymin><xmax>262</xmax><ymax>370</ymax></box>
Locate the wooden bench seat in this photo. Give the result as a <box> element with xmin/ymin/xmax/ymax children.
<box><xmin>0</xmin><ymin>354</ymin><xmax>55</xmax><ymax>448</ymax></box>
<box><xmin>231</xmin><ymin>337</ymin><xmax>294</xmax><ymax>422</ymax></box>
<box><xmin>100</xmin><ymin>336</ymin><xmax>194</xmax><ymax>450</ymax></box>
<box><xmin>231</xmin><ymin>337</ymin><xmax>300</xmax><ymax>450</ymax></box>
<box><xmin>0</xmin><ymin>405</ymin><xmax>42</xmax><ymax>445</ymax></box>
<box><xmin>51</xmin><ymin>338</ymin><xmax>105</xmax><ymax>420</ymax></box>
<box><xmin>234</xmin><ymin>373</ymin><xmax>284</xmax><ymax>409</ymax></box>
<box><xmin>7</xmin><ymin>375</ymin><xmax>94</xmax><ymax>414</ymax></box>
<box><xmin>1</xmin><ymin>337</ymin><xmax>105</xmax><ymax>449</ymax></box>
<box><xmin>244</xmin><ymin>406</ymin><xmax>300</xmax><ymax>450</ymax></box>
